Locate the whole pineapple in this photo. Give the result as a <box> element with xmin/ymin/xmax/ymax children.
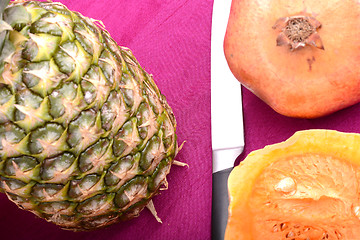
<box><xmin>0</xmin><ymin>0</ymin><xmax>179</xmax><ymax>231</ymax></box>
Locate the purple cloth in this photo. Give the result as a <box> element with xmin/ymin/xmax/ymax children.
<box><xmin>238</xmin><ymin>87</ymin><xmax>360</xmax><ymax>166</ymax></box>
<box><xmin>2</xmin><ymin>1</ymin><xmax>360</xmax><ymax>239</ymax></box>
<box><xmin>1</xmin><ymin>0</ymin><xmax>213</xmax><ymax>239</ymax></box>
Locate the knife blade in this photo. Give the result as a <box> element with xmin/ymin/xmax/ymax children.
<box><xmin>210</xmin><ymin>0</ymin><xmax>245</xmax><ymax>239</ymax></box>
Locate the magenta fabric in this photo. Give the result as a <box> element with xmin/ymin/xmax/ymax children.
<box><xmin>2</xmin><ymin>1</ymin><xmax>360</xmax><ymax>240</ymax></box>
<box><xmin>0</xmin><ymin>0</ymin><xmax>213</xmax><ymax>240</ymax></box>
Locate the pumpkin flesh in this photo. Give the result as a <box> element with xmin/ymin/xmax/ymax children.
<box><xmin>225</xmin><ymin>130</ymin><xmax>360</xmax><ymax>239</ymax></box>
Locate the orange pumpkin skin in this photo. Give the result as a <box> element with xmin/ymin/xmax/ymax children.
<box><xmin>225</xmin><ymin>130</ymin><xmax>360</xmax><ymax>240</ymax></box>
<box><xmin>224</xmin><ymin>0</ymin><xmax>360</xmax><ymax>118</ymax></box>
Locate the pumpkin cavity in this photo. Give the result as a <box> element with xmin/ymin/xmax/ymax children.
<box><xmin>271</xmin><ymin>221</ymin><xmax>342</xmax><ymax>240</ymax></box>
<box><xmin>250</xmin><ymin>153</ymin><xmax>360</xmax><ymax>239</ymax></box>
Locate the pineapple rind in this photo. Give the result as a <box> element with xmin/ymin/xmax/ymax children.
<box><xmin>0</xmin><ymin>1</ymin><xmax>178</xmax><ymax>231</ymax></box>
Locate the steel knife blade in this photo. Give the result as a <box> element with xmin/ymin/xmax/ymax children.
<box><xmin>210</xmin><ymin>0</ymin><xmax>245</xmax><ymax>239</ymax></box>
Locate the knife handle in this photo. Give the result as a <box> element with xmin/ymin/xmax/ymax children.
<box><xmin>211</xmin><ymin>167</ymin><xmax>233</xmax><ymax>240</ymax></box>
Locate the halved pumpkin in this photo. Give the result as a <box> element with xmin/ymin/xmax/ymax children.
<box><xmin>225</xmin><ymin>130</ymin><xmax>360</xmax><ymax>239</ymax></box>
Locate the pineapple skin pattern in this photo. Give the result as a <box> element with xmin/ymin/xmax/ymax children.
<box><xmin>0</xmin><ymin>1</ymin><xmax>178</xmax><ymax>231</ymax></box>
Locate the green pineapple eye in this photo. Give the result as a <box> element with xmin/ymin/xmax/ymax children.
<box><xmin>0</xmin><ymin>0</ymin><xmax>180</xmax><ymax>231</ymax></box>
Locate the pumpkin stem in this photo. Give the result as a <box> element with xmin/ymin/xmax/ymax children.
<box><xmin>273</xmin><ymin>15</ymin><xmax>324</xmax><ymax>51</ymax></box>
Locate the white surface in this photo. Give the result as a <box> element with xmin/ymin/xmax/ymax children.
<box><xmin>211</xmin><ymin>0</ymin><xmax>245</xmax><ymax>173</ymax></box>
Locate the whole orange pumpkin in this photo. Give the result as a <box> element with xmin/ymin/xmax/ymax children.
<box><xmin>224</xmin><ymin>0</ymin><xmax>360</xmax><ymax>118</ymax></box>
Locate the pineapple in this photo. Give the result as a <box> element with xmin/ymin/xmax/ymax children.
<box><xmin>0</xmin><ymin>0</ymin><xmax>180</xmax><ymax>231</ymax></box>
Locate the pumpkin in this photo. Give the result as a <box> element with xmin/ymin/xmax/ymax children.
<box><xmin>225</xmin><ymin>130</ymin><xmax>360</xmax><ymax>239</ymax></box>
<box><xmin>224</xmin><ymin>0</ymin><xmax>360</xmax><ymax>118</ymax></box>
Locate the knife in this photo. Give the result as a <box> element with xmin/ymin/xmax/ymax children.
<box><xmin>210</xmin><ymin>0</ymin><xmax>245</xmax><ymax>239</ymax></box>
